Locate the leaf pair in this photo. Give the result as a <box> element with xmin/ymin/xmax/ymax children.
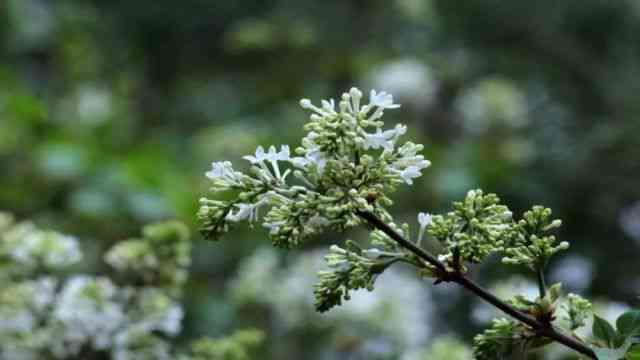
<box><xmin>592</xmin><ymin>310</ymin><xmax>640</xmax><ymax>360</ymax></box>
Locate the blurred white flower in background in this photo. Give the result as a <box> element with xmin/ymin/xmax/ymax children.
<box><xmin>368</xmin><ymin>58</ymin><xmax>437</xmax><ymax>112</ymax></box>
<box><xmin>76</xmin><ymin>85</ymin><xmax>113</xmax><ymax>125</ymax></box>
<box><xmin>620</xmin><ymin>201</ymin><xmax>640</xmax><ymax>243</ymax></box>
<box><xmin>230</xmin><ymin>247</ymin><xmax>433</xmax><ymax>359</ymax></box>
<box><xmin>51</xmin><ymin>276</ymin><xmax>125</xmax><ymax>356</ymax></box>
<box><xmin>2</xmin><ymin>224</ymin><xmax>82</xmax><ymax>269</ymax></box>
<box><xmin>0</xmin><ymin>213</ymin><xmax>222</xmax><ymax>359</ymax></box>
<box><xmin>455</xmin><ymin>77</ymin><xmax>528</xmax><ymax>134</ymax></box>
<box><xmin>549</xmin><ymin>255</ymin><xmax>594</xmax><ymax>292</ymax></box>
<box><xmin>6</xmin><ymin>0</ymin><xmax>55</xmax><ymax>50</ymax></box>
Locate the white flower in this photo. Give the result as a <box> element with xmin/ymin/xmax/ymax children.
<box><xmin>135</xmin><ymin>289</ymin><xmax>184</xmax><ymax>336</ymax></box>
<box><xmin>265</xmin><ymin>145</ymin><xmax>290</xmax><ymax>162</ymax></box>
<box><xmin>263</xmin><ymin>221</ymin><xmax>285</xmax><ymax>235</ymax></box>
<box><xmin>369</xmin><ymin>59</ymin><xmax>436</xmax><ymax>111</ymax></box>
<box><xmin>290</xmin><ymin>146</ymin><xmax>327</xmax><ymax>173</ymax></box>
<box><xmin>305</xmin><ymin>148</ymin><xmax>327</xmax><ymax>171</ymax></box>
<box><xmin>30</xmin><ymin>277</ymin><xmax>57</xmax><ymax>311</ymax></box>
<box><xmin>7</xmin><ymin>229</ymin><xmax>82</xmax><ymax>269</ymax></box>
<box><xmin>418</xmin><ymin>212</ymin><xmax>432</xmax><ymax>229</ymax></box>
<box><xmin>321</xmin><ymin>99</ymin><xmax>336</xmax><ymax>113</ymax></box>
<box><xmin>51</xmin><ymin>276</ymin><xmax>125</xmax><ymax>356</ymax></box>
<box><xmin>242</xmin><ymin>145</ymin><xmax>268</xmax><ymax>164</ymax></box>
<box><xmin>0</xmin><ymin>310</ymin><xmax>35</xmax><ymax>334</ymax></box>
<box><xmin>363</xmin><ymin>124</ymin><xmax>407</xmax><ymax>150</ymax></box>
<box><xmin>394</xmin><ymin>166</ymin><xmax>423</xmax><ymax>185</ymax></box>
<box><xmin>363</xmin><ymin>248</ymin><xmax>383</xmax><ymax>259</ymax></box>
<box><xmin>300</xmin><ymin>98</ymin><xmax>333</xmax><ymax>117</ymax></box>
<box><xmin>417</xmin><ymin>212</ymin><xmax>432</xmax><ymax>245</ymax></box>
<box><xmin>45</xmin><ymin>233</ymin><xmax>82</xmax><ymax>267</ymax></box>
<box><xmin>369</xmin><ymin>89</ymin><xmax>401</xmax><ymax>109</ymax></box>
<box><xmin>225</xmin><ymin>203</ymin><xmax>257</xmax><ymax>222</ymax></box>
<box><xmin>290</xmin><ymin>156</ymin><xmax>309</xmax><ymax>168</ymax></box>
<box><xmin>245</xmin><ymin>145</ymin><xmax>291</xmax><ymax>181</ymax></box>
<box><xmin>205</xmin><ymin>161</ymin><xmax>243</xmax><ymax>186</ymax></box>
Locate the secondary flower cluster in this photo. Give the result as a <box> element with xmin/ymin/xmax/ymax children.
<box><xmin>0</xmin><ymin>212</ymin><xmax>261</xmax><ymax>360</ymax></box>
<box><xmin>198</xmin><ymin>88</ymin><xmax>429</xmax><ymax>248</ymax></box>
<box><xmin>502</xmin><ymin>206</ymin><xmax>569</xmax><ymax>270</ymax></box>
<box><xmin>427</xmin><ymin>189</ymin><xmax>513</xmax><ymax>265</ymax></box>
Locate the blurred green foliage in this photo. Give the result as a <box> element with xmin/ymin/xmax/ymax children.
<box><xmin>1</xmin><ymin>0</ymin><xmax>639</xmax><ymax>358</ymax></box>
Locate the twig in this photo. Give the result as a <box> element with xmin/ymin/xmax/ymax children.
<box><xmin>356</xmin><ymin>210</ymin><xmax>596</xmax><ymax>359</ymax></box>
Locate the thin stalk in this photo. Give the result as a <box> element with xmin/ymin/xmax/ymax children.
<box><xmin>356</xmin><ymin>210</ymin><xmax>596</xmax><ymax>359</ymax></box>
<box><xmin>537</xmin><ymin>266</ymin><xmax>547</xmax><ymax>299</ymax></box>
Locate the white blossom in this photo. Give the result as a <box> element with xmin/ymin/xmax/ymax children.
<box><xmin>205</xmin><ymin>161</ymin><xmax>243</xmax><ymax>186</ymax></box>
<box><xmin>263</xmin><ymin>221</ymin><xmax>285</xmax><ymax>235</ymax></box>
<box><xmin>51</xmin><ymin>275</ymin><xmax>125</xmax><ymax>356</ymax></box>
<box><xmin>362</xmin><ymin>124</ymin><xmax>407</xmax><ymax>150</ymax></box>
<box><xmin>299</xmin><ymin>98</ymin><xmax>333</xmax><ymax>117</ymax></box>
<box><xmin>417</xmin><ymin>212</ymin><xmax>432</xmax><ymax>245</ymax></box>
<box><xmin>242</xmin><ymin>145</ymin><xmax>268</xmax><ymax>164</ymax></box>
<box><xmin>7</xmin><ymin>229</ymin><xmax>82</xmax><ymax>269</ymax></box>
<box><xmin>291</xmin><ymin>146</ymin><xmax>327</xmax><ymax>173</ymax></box>
<box><xmin>394</xmin><ymin>165</ymin><xmax>424</xmax><ymax>185</ymax></box>
<box><xmin>225</xmin><ymin>203</ymin><xmax>258</xmax><ymax>222</ymax></box>
<box><xmin>134</xmin><ymin>288</ymin><xmax>184</xmax><ymax>336</ymax></box>
<box><xmin>244</xmin><ymin>145</ymin><xmax>291</xmax><ymax>181</ymax></box>
<box><xmin>369</xmin><ymin>89</ymin><xmax>401</xmax><ymax>110</ymax></box>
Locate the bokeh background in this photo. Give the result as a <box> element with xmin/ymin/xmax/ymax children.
<box><xmin>1</xmin><ymin>0</ymin><xmax>639</xmax><ymax>358</ymax></box>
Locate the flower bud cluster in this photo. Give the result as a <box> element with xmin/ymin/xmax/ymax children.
<box><xmin>181</xmin><ymin>329</ymin><xmax>264</xmax><ymax>360</ymax></box>
<box><xmin>502</xmin><ymin>206</ymin><xmax>568</xmax><ymax>269</ymax></box>
<box><xmin>199</xmin><ymin>88</ymin><xmax>430</xmax><ymax>248</ymax></box>
<box><xmin>106</xmin><ymin>220</ymin><xmax>191</xmax><ymax>294</ymax></box>
<box><xmin>427</xmin><ymin>189</ymin><xmax>513</xmax><ymax>264</ymax></box>
<box><xmin>473</xmin><ymin>318</ymin><xmax>523</xmax><ymax>359</ymax></box>
<box><xmin>313</xmin><ymin>240</ymin><xmax>401</xmax><ymax>312</ymax></box>
<box><xmin>563</xmin><ymin>293</ymin><xmax>592</xmax><ymax>330</ymax></box>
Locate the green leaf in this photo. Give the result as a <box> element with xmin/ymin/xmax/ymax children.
<box><xmin>626</xmin><ymin>344</ymin><xmax>640</xmax><ymax>360</ymax></box>
<box><xmin>594</xmin><ymin>315</ymin><xmax>619</xmax><ymax>347</ymax></box>
<box><xmin>548</xmin><ymin>282</ymin><xmax>563</xmax><ymax>302</ymax></box>
<box><xmin>618</xmin><ymin>311</ymin><xmax>640</xmax><ymax>338</ymax></box>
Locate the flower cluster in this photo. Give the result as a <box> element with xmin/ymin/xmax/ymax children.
<box><xmin>105</xmin><ymin>220</ymin><xmax>191</xmax><ymax>294</ymax></box>
<box><xmin>0</xmin><ymin>212</ymin><xmax>261</xmax><ymax>360</ymax></box>
<box><xmin>314</xmin><ymin>240</ymin><xmax>400</xmax><ymax>312</ymax></box>
<box><xmin>181</xmin><ymin>329</ymin><xmax>264</xmax><ymax>360</ymax></box>
<box><xmin>200</xmin><ymin>87</ymin><xmax>638</xmax><ymax>360</ymax></box>
<box><xmin>502</xmin><ymin>206</ymin><xmax>568</xmax><ymax>269</ymax></box>
<box><xmin>0</xmin><ymin>213</ymin><xmax>81</xmax><ymax>276</ymax></box>
<box><xmin>427</xmin><ymin>189</ymin><xmax>513</xmax><ymax>265</ymax></box>
<box><xmin>198</xmin><ymin>88</ymin><xmax>430</xmax><ymax>248</ymax></box>
<box><xmin>472</xmin><ymin>318</ymin><xmax>524</xmax><ymax>359</ymax></box>
<box><xmin>563</xmin><ymin>293</ymin><xmax>592</xmax><ymax>330</ymax></box>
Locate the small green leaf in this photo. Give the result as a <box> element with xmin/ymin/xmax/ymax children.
<box><xmin>594</xmin><ymin>315</ymin><xmax>619</xmax><ymax>347</ymax></box>
<box><xmin>626</xmin><ymin>344</ymin><xmax>640</xmax><ymax>360</ymax></box>
<box><xmin>618</xmin><ymin>311</ymin><xmax>640</xmax><ymax>338</ymax></box>
<box><xmin>548</xmin><ymin>282</ymin><xmax>563</xmax><ymax>302</ymax></box>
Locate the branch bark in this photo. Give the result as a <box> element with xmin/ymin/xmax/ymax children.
<box><xmin>356</xmin><ymin>210</ymin><xmax>596</xmax><ymax>359</ymax></box>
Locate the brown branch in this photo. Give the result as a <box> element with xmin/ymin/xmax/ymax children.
<box><xmin>356</xmin><ymin>210</ymin><xmax>596</xmax><ymax>359</ymax></box>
